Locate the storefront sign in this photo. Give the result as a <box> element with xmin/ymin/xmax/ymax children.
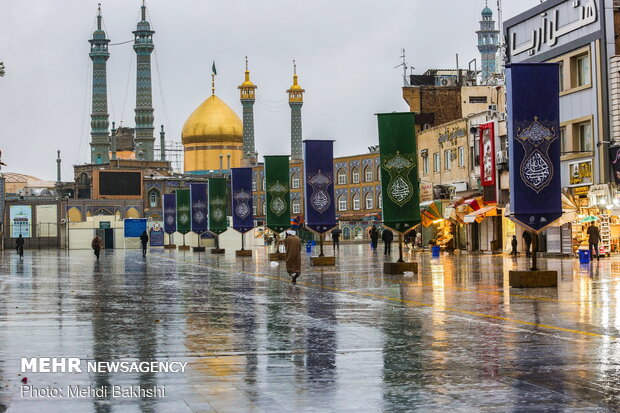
<box><xmin>589</xmin><ymin>184</ymin><xmax>610</xmax><ymax>207</ymax></box>
<box><xmin>10</xmin><ymin>205</ymin><xmax>31</xmax><ymax>238</ymax></box>
<box><xmin>572</xmin><ymin>186</ymin><xmax>589</xmax><ymax>196</ymax></box>
<box><xmin>480</xmin><ymin>122</ymin><xmax>496</xmax><ymax>187</ymax></box>
<box><xmin>569</xmin><ymin>160</ymin><xmax>592</xmax><ymax>186</ymax></box>
<box><xmin>507</xmin><ymin>0</ymin><xmax>599</xmax><ymax>60</ymax></box>
<box><xmin>610</xmin><ymin>146</ymin><xmax>620</xmax><ymax>185</ymax></box>
<box><xmin>438</xmin><ymin>128</ymin><xmax>466</xmax><ymax>144</ymax></box>
<box><xmin>420</xmin><ymin>183</ymin><xmax>434</xmax><ymax>202</ymax></box>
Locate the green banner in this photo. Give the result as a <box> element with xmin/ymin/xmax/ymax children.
<box><xmin>264</xmin><ymin>155</ymin><xmax>290</xmax><ymax>233</ymax></box>
<box><xmin>377</xmin><ymin>112</ymin><xmax>420</xmax><ymax>234</ymax></box>
<box><xmin>208</xmin><ymin>178</ymin><xmax>228</xmax><ymax>235</ymax></box>
<box><xmin>176</xmin><ymin>189</ymin><xmax>191</xmax><ymax>235</ymax></box>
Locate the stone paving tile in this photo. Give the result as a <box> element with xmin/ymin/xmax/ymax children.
<box><xmin>2</xmin><ymin>247</ymin><xmax>620</xmax><ymax>411</ymax></box>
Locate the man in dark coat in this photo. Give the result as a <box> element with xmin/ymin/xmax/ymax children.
<box><xmin>331</xmin><ymin>228</ymin><xmax>341</xmax><ymax>251</ymax></box>
<box><xmin>522</xmin><ymin>231</ymin><xmax>532</xmax><ymax>257</ymax></box>
<box><xmin>15</xmin><ymin>234</ymin><xmax>24</xmax><ymax>259</ymax></box>
<box><xmin>370</xmin><ymin>226</ymin><xmax>379</xmax><ymax>250</ymax></box>
<box><xmin>587</xmin><ymin>222</ymin><xmax>601</xmax><ymax>260</ymax></box>
<box><xmin>91</xmin><ymin>235</ymin><xmax>103</xmax><ymax>260</ymax></box>
<box><xmin>382</xmin><ymin>228</ymin><xmax>394</xmax><ymax>255</ymax></box>
<box><xmin>284</xmin><ymin>230</ymin><xmax>302</xmax><ymax>283</ymax></box>
<box><xmin>140</xmin><ymin>231</ymin><xmax>149</xmax><ymax>256</ymax></box>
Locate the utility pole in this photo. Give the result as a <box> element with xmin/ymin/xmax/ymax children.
<box><xmin>395</xmin><ymin>48</ymin><xmax>411</xmax><ymax>86</ymax></box>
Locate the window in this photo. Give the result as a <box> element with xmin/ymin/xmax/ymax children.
<box><xmin>148</xmin><ymin>190</ymin><xmax>159</xmax><ymax>208</ymax></box>
<box><xmin>253</xmin><ymin>204</ymin><xmax>257</xmax><ymax>216</ymax></box>
<box><xmin>263</xmin><ymin>201</ymin><xmax>266</xmax><ymax>215</ymax></box>
<box><xmin>252</xmin><ymin>180</ymin><xmax>257</xmax><ymax>191</ymax></box>
<box><xmin>337</xmin><ymin>169</ymin><xmax>347</xmax><ymax>185</ymax></box>
<box><xmin>352</xmin><ymin>193</ymin><xmax>360</xmax><ymax>210</ymax></box>
<box><xmin>377</xmin><ymin>193</ymin><xmax>382</xmax><ymax>209</ymax></box>
<box><xmin>292</xmin><ymin>199</ymin><xmax>301</xmax><ymax>214</ymax></box>
<box><xmin>433</xmin><ymin>153</ymin><xmax>440</xmax><ymax>172</ymax></box>
<box><xmin>291</xmin><ymin>173</ymin><xmax>300</xmax><ymax>189</ymax></box>
<box><xmin>421</xmin><ymin>152</ymin><xmax>429</xmax><ymax>175</ymax></box>
<box><xmin>575</xmin><ymin>54</ymin><xmax>590</xmax><ymax>87</ymax></box>
<box><xmin>577</xmin><ymin>122</ymin><xmax>592</xmax><ymax>152</ymax></box>
<box><xmin>338</xmin><ymin>195</ymin><xmax>347</xmax><ymax>211</ymax></box>
<box><xmin>262</xmin><ymin>178</ymin><xmax>266</xmax><ymax>191</ymax></box>
<box><xmin>560</xmin><ymin>127</ymin><xmax>566</xmax><ymax>153</ymax></box>
<box><xmin>458</xmin><ymin>146</ymin><xmax>465</xmax><ymax>168</ymax></box>
<box><xmin>444</xmin><ymin>150</ymin><xmax>452</xmax><ymax>170</ymax></box>
<box><xmin>364</xmin><ymin>166</ymin><xmax>372</xmax><ymax>182</ymax></box>
<box><xmin>365</xmin><ymin>192</ymin><xmax>374</xmax><ymax>209</ymax></box>
<box><xmin>352</xmin><ymin>167</ymin><xmax>360</xmax><ymax>184</ymax></box>
<box><xmin>473</xmin><ymin>135</ymin><xmax>480</xmax><ymax>167</ymax></box>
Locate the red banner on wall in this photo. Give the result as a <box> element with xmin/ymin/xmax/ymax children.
<box><xmin>479</xmin><ymin>122</ymin><xmax>496</xmax><ymax>187</ymax></box>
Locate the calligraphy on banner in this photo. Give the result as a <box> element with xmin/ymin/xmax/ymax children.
<box><xmin>303</xmin><ymin>140</ymin><xmax>337</xmax><ymax>234</ymax></box>
<box><xmin>163</xmin><ymin>193</ymin><xmax>176</xmax><ymax>234</ymax></box>
<box><xmin>231</xmin><ymin>167</ymin><xmax>254</xmax><ymax>233</ymax></box>
<box><xmin>264</xmin><ymin>156</ymin><xmax>291</xmax><ymax>233</ymax></box>
<box><xmin>208</xmin><ymin>178</ymin><xmax>228</xmax><ymax>235</ymax></box>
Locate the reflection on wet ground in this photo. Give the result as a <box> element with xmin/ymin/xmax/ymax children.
<box><xmin>1</xmin><ymin>245</ymin><xmax>620</xmax><ymax>411</ymax></box>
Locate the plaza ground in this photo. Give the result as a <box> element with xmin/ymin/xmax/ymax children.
<box><xmin>0</xmin><ymin>245</ymin><xmax>619</xmax><ymax>412</ymax></box>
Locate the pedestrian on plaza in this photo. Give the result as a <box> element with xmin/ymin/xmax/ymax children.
<box><xmin>140</xmin><ymin>230</ymin><xmax>149</xmax><ymax>257</ymax></box>
<box><xmin>415</xmin><ymin>231</ymin><xmax>422</xmax><ymax>249</ymax></box>
<box><xmin>91</xmin><ymin>234</ymin><xmax>103</xmax><ymax>260</ymax></box>
<box><xmin>404</xmin><ymin>230</ymin><xmax>413</xmax><ymax>251</ymax></box>
<box><xmin>382</xmin><ymin>228</ymin><xmax>393</xmax><ymax>255</ymax></box>
<box><xmin>15</xmin><ymin>234</ymin><xmax>24</xmax><ymax>259</ymax></box>
<box><xmin>522</xmin><ymin>231</ymin><xmax>532</xmax><ymax>257</ymax></box>
<box><xmin>511</xmin><ymin>235</ymin><xmax>518</xmax><ymax>256</ymax></box>
<box><xmin>370</xmin><ymin>226</ymin><xmax>379</xmax><ymax>250</ymax></box>
<box><xmin>331</xmin><ymin>227</ymin><xmax>341</xmax><ymax>251</ymax></box>
<box><xmin>284</xmin><ymin>230</ymin><xmax>302</xmax><ymax>284</ymax></box>
<box><xmin>587</xmin><ymin>222</ymin><xmax>601</xmax><ymax>260</ymax></box>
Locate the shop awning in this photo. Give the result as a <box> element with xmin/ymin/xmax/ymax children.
<box><xmin>420</xmin><ymin>200</ymin><xmax>443</xmax><ymax>227</ymax></box>
<box><xmin>464</xmin><ymin>205</ymin><xmax>498</xmax><ymax>224</ymax></box>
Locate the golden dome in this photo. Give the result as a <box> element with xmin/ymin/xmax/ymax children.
<box><xmin>182</xmin><ymin>95</ymin><xmax>243</xmax><ymax>145</ymax></box>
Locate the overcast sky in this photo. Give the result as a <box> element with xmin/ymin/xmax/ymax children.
<box><xmin>0</xmin><ymin>0</ymin><xmax>542</xmax><ymax>181</ymax></box>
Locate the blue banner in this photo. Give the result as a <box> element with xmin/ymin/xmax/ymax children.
<box><xmin>231</xmin><ymin>167</ymin><xmax>254</xmax><ymax>233</ymax></box>
<box><xmin>190</xmin><ymin>183</ymin><xmax>208</xmax><ymax>234</ymax></box>
<box><xmin>124</xmin><ymin>218</ymin><xmax>147</xmax><ymax>238</ymax></box>
<box><xmin>507</xmin><ymin>63</ymin><xmax>562</xmax><ymax>232</ymax></box>
<box><xmin>163</xmin><ymin>193</ymin><xmax>176</xmax><ymax>234</ymax></box>
<box><xmin>303</xmin><ymin>140</ymin><xmax>337</xmax><ymax>233</ymax></box>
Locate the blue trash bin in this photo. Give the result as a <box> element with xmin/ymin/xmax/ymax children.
<box><xmin>306</xmin><ymin>242</ymin><xmax>312</xmax><ymax>253</ymax></box>
<box><xmin>431</xmin><ymin>245</ymin><xmax>441</xmax><ymax>258</ymax></box>
<box><xmin>578</xmin><ymin>249</ymin><xmax>590</xmax><ymax>264</ymax></box>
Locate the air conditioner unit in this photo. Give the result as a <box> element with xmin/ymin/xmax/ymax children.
<box><xmin>488</xmin><ymin>104</ymin><xmax>498</xmax><ymax>111</ymax></box>
<box><xmin>498</xmin><ymin>112</ymin><xmax>507</xmax><ymax>121</ymax></box>
<box><xmin>496</xmin><ymin>150</ymin><xmax>508</xmax><ymax>164</ymax></box>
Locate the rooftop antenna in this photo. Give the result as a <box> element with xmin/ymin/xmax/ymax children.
<box><xmin>394</xmin><ymin>48</ymin><xmax>411</xmax><ymax>86</ymax></box>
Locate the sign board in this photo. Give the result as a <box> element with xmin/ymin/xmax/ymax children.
<box><xmin>573</xmin><ymin>186</ymin><xmax>589</xmax><ymax>196</ymax></box>
<box><xmin>36</xmin><ymin>204</ymin><xmax>58</xmax><ymax>237</ymax></box>
<box><xmin>568</xmin><ymin>160</ymin><xmax>592</xmax><ymax>187</ymax></box>
<box><xmin>546</xmin><ymin>226</ymin><xmax>561</xmax><ymax>253</ymax></box>
<box><xmin>149</xmin><ymin>221</ymin><xmax>164</xmax><ymax>246</ymax></box>
<box><xmin>561</xmin><ymin>223</ymin><xmax>573</xmax><ymax>255</ymax></box>
<box><xmin>99</xmin><ymin>221</ymin><xmax>111</xmax><ymax>229</ymax></box>
<box><xmin>10</xmin><ymin>205</ymin><xmax>32</xmax><ymax>238</ymax></box>
<box><xmin>420</xmin><ymin>183</ymin><xmax>434</xmax><ymax>202</ymax></box>
<box><xmin>506</xmin><ymin>0</ymin><xmax>600</xmax><ymax>62</ymax></box>
<box><xmin>124</xmin><ymin>218</ymin><xmax>147</xmax><ymax>238</ymax></box>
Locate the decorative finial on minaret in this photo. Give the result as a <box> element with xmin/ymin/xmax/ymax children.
<box><xmin>97</xmin><ymin>3</ymin><xmax>102</xmax><ymax>29</ymax></box>
<box><xmin>141</xmin><ymin>0</ymin><xmax>146</xmax><ymax>21</ymax></box>
<box><xmin>56</xmin><ymin>150</ymin><xmax>61</xmax><ymax>183</ymax></box>
<box><xmin>293</xmin><ymin>59</ymin><xmax>297</xmax><ymax>75</ymax></box>
<box><xmin>245</xmin><ymin>56</ymin><xmax>249</xmax><ymax>71</ymax></box>
<box><xmin>211</xmin><ymin>61</ymin><xmax>217</xmax><ymax>95</ymax></box>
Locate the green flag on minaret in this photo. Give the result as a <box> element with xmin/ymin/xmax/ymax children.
<box><xmin>212</xmin><ymin>61</ymin><xmax>217</xmax><ymax>75</ymax></box>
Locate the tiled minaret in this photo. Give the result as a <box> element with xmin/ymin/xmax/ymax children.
<box><xmin>477</xmin><ymin>2</ymin><xmax>499</xmax><ymax>83</ymax></box>
<box><xmin>89</xmin><ymin>4</ymin><xmax>110</xmax><ymax>164</ymax></box>
<box><xmin>133</xmin><ymin>0</ymin><xmax>155</xmax><ymax>161</ymax></box>
<box><xmin>287</xmin><ymin>61</ymin><xmax>304</xmax><ymax>161</ymax></box>
<box><xmin>238</xmin><ymin>57</ymin><xmax>257</xmax><ymax>165</ymax></box>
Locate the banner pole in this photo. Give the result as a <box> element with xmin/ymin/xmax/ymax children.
<box><xmin>531</xmin><ymin>232</ymin><xmax>539</xmax><ymax>271</ymax></box>
<box><xmin>183</xmin><ymin>233</ymin><xmax>186</xmax><ymax>247</ymax></box>
<box><xmin>319</xmin><ymin>233</ymin><xmax>324</xmax><ymax>257</ymax></box>
<box><xmin>241</xmin><ymin>232</ymin><xmax>245</xmax><ymax>251</ymax></box>
<box><xmin>398</xmin><ymin>233</ymin><xmax>404</xmax><ymax>263</ymax></box>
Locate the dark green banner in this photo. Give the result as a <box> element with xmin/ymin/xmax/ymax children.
<box><xmin>377</xmin><ymin>112</ymin><xmax>420</xmax><ymax>234</ymax></box>
<box><xmin>176</xmin><ymin>189</ymin><xmax>191</xmax><ymax>235</ymax></box>
<box><xmin>208</xmin><ymin>178</ymin><xmax>228</xmax><ymax>235</ymax></box>
<box><xmin>264</xmin><ymin>155</ymin><xmax>290</xmax><ymax>233</ymax></box>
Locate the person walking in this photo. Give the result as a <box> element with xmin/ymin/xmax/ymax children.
<box><xmin>370</xmin><ymin>226</ymin><xmax>379</xmax><ymax>250</ymax></box>
<box><xmin>284</xmin><ymin>230</ymin><xmax>302</xmax><ymax>284</ymax></box>
<box><xmin>587</xmin><ymin>222</ymin><xmax>601</xmax><ymax>260</ymax></box>
<box><xmin>331</xmin><ymin>228</ymin><xmax>341</xmax><ymax>251</ymax></box>
<box><xmin>91</xmin><ymin>234</ymin><xmax>103</xmax><ymax>260</ymax></box>
<box><xmin>15</xmin><ymin>234</ymin><xmax>24</xmax><ymax>259</ymax></box>
<box><xmin>511</xmin><ymin>235</ymin><xmax>518</xmax><ymax>256</ymax></box>
<box><xmin>522</xmin><ymin>231</ymin><xmax>532</xmax><ymax>257</ymax></box>
<box><xmin>140</xmin><ymin>230</ymin><xmax>149</xmax><ymax>257</ymax></box>
<box><xmin>382</xmin><ymin>228</ymin><xmax>393</xmax><ymax>255</ymax></box>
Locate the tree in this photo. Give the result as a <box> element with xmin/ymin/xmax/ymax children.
<box><xmin>0</xmin><ymin>62</ymin><xmax>5</xmax><ymax>77</ymax></box>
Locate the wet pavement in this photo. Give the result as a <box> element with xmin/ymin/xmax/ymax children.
<box><xmin>1</xmin><ymin>246</ymin><xmax>620</xmax><ymax>412</ymax></box>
